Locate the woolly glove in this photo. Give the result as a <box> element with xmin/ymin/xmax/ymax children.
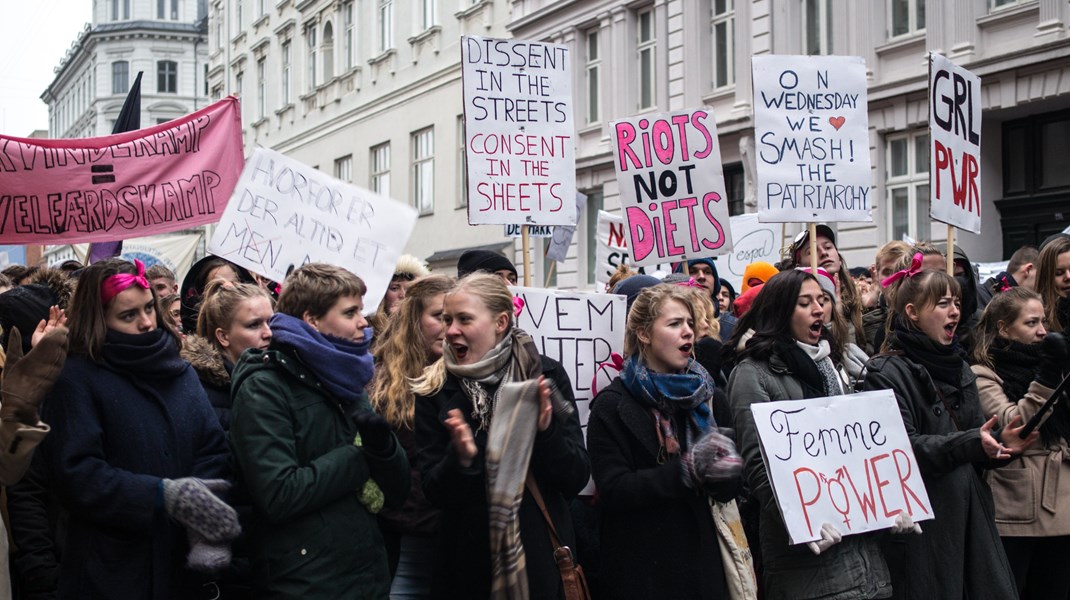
<box><xmin>1</xmin><ymin>327</ymin><xmax>68</xmax><ymax>426</ymax></box>
<box><xmin>354</xmin><ymin>410</ymin><xmax>396</xmax><ymax>457</ymax></box>
<box><xmin>807</xmin><ymin>523</ymin><xmax>843</xmax><ymax>555</ymax></box>
<box><xmin>681</xmin><ymin>429</ymin><xmax>742</xmax><ymax>492</ymax></box>
<box><xmin>352</xmin><ymin>431</ymin><xmax>385</xmax><ymax>514</ymax></box>
<box><xmin>186</xmin><ymin>529</ymin><xmax>232</xmax><ymax>573</ymax></box>
<box><xmin>161</xmin><ymin>478</ymin><xmax>241</xmax><ymax>543</ymax></box>
<box><xmin>841</xmin><ymin>343</ymin><xmax>869</xmax><ymax>381</ymax></box>
<box><xmin>1037</xmin><ymin>332</ymin><xmax>1069</xmax><ymax>389</ymax></box>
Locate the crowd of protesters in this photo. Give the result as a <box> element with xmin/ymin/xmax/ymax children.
<box><xmin>0</xmin><ymin>227</ymin><xmax>1067</xmax><ymax>599</ymax></box>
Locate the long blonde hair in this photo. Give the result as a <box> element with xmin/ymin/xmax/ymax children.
<box><xmin>369</xmin><ymin>275</ymin><xmax>453</xmax><ymax>428</ymax></box>
<box><xmin>410</xmin><ymin>273</ymin><xmax>515</xmax><ymax>397</ymax></box>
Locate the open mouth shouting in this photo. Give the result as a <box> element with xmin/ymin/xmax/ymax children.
<box><xmin>943</xmin><ymin>321</ymin><xmax>958</xmax><ymax>342</ymax></box>
<box><xmin>451</xmin><ymin>342</ymin><xmax>469</xmax><ymax>361</ymax></box>
<box><xmin>806</xmin><ymin>320</ymin><xmax>823</xmax><ymax>343</ymax></box>
<box><xmin>679</xmin><ymin>343</ymin><xmax>693</xmax><ymax>358</ymax></box>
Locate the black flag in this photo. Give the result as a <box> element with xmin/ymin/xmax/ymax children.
<box><xmin>88</xmin><ymin>71</ymin><xmax>143</xmax><ymax>264</ymax></box>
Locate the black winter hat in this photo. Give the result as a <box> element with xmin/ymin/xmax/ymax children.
<box><xmin>457</xmin><ymin>250</ymin><xmax>517</xmax><ymax>280</ymax></box>
<box><xmin>0</xmin><ymin>284</ymin><xmax>57</xmax><ymax>354</ymax></box>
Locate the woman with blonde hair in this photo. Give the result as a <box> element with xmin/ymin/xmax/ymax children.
<box><xmin>413</xmin><ymin>273</ymin><xmax>589</xmax><ymax>599</ymax></box>
<box><xmin>183</xmin><ymin>280</ymin><xmax>274</xmax><ymax>431</ymax></box>
<box><xmin>369</xmin><ymin>274</ymin><xmax>453</xmax><ymax>598</ymax></box>
<box><xmin>588</xmin><ymin>284</ymin><xmax>752</xmax><ymax>600</ymax></box>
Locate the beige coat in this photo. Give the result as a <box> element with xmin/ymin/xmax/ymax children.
<box><xmin>972</xmin><ymin>365</ymin><xmax>1069</xmax><ymax>537</ymax></box>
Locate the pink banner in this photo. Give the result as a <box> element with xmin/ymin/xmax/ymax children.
<box><xmin>0</xmin><ymin>97</ymin><xmax>244</xmax><ymax>244</ymax></box>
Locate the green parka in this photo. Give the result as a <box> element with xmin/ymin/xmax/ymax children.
<box><xmin>230</xmin><ymin>347</ymin><xmax>410</xmax><ymax>599</ymax></box>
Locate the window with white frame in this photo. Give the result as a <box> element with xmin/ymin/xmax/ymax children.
<box><xmin>335</xmin><ymin>155</ymin><xmax>353</xmax><ymax>182</ymax></box>
<box><xmin>282</xmin><ymin>41</ymin><xmax>292</xmax><ymax>103</ymax></box>
<box><xmin>235</xmin><ymin>0</ymin><xmax>244</xmax><ymax>35</ymax></box>
<box><xmin>371</xmin><ymin>143</ymin><xmax>391</xmax><ymax>197</ymax></box>
<box><xmin>412</xmin><ymin>127</ymin><xmax>434</xmax><ymax>215</ymax></box>
<box><xmin>307</xmin><ymin>24</ymin><xmax>318</xmax><ymax>89</ymax></box>
<box><xmin>323</xmin><ymin>22</ymin><xmax>335</xmax><ymax>81</ymax></box>
<box><xmin>637</xmin><ymin>8</ymin><xmax>656</xmax><ymax>110</ymax></box>
<box><xmin>157</xmin><ymin>60</ymin><xmax>177</xmax><ymax>93</ymax></box>
<box><xmin>112</xmin><ymin>61</ymin><xmax>129</xmax><ymax>94</ymax></box>
<box><xmin>890</xmin><ymin>0</ymin><xmax>924</xmax><ymax>37</ymax></box>
<box><xmin>256</xmin><ymin>58</ymin><xmax>266</xmax><ymax>119</ymax></box>
<box><xmin>257</xmin><ymin>0</ymin><xmax>265</xmax><ymax>18</ymax></box>
<box><xmin>378</xmin><ymin>0</ymin><xmax>394</xmax><ymax>52</ymax></box>
<box><xmin>457</xmin><ymin>115</ymin><xmax>467</xmax><ymax>207</ymax></box>
<box><xmin>112</xmin><ymin>0</ymin><xmax>130</xmax><ymax>20</ymax></box>
<box><xmin>420</xmin><ymin>0</ymin><xmax>436</xmax><ymax>30</ymax></box>
<box><xmin>992</xmin><ymin>0</ymin><xmax>1024</xmax><ymax>9</ymax></box>
<box><xmin>584</xmin><ymin>191</ymin><xmax>605</xmax><ymax>286</ymax></box>
<box><xmin>585</xmin><ymin>29</ymin><xmax>601</xmax><ymax>124</ymax></box>
<box><xmin>803</xmin><ymin>0</ymin><xmax>832</xmax><ymax>55</ymax></box>
<box><xmin>886</xmin><ymin>131</ymin><xmax>930</xmax><ymax>243</ymax></box>
<box><xmin>344</xmin><ymin>2</ymin><xmax>355</xmax><ymax>69</ymax></box>
<box><xmin>235</xmin><ymin>71</ymin><xmax>244</xmax><ymax>102</ymax></box>
<box><xmin>712</xmin><ymin>0</ymin><xmax>734</xmax><ymax>88</ymax></box>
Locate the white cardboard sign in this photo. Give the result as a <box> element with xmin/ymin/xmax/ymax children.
<box><xmin>752</xmin><ymin>55</ymin><xmax>873</xmax><ymax>223</ymax></box>
<box><xmin>723</xmin><ymin>213</ymin><xmax>781</xmax><ymax>292</ymax></box>
<box><xmin>929</xmin><ymin>53</ymin><xmax>982</xmax><ymax>234</ymax></box>
<box><xmin>207</xmin><ymin>147</ymin><xmax>418</xmax><ymax>311</ymax></box>
<box><xmin>594</xmin><ymin>210</ymin><xmax>673</xmax><ymax>289</ymax></box>
<box><xmin>750</xmin><ymin>390</ymin><xmax>934</xmax><ymax>545</ymax></box>
<box><xmin>510</xmin><ymin>286</ymin><xmax>626</xmax><ymax>428</ymax></box>
<box><xmin>462</xmin><ymin>36</ymin><xmax>577</xmax><ymax>226</ymax></box>
<box><xmin>610</xmin><ymin>108</ymin><xmax>733</xmax><ymax>267</ymax></box>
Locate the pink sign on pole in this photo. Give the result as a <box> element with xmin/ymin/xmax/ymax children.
<box><xmin>0</xmin><ymin>96</ymin><xmax>245</xmax><ymax>244</ymax></box>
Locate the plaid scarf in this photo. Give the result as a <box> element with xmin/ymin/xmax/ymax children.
<box><xmin>620</xmin><ymin>354</ymin><xmax>715</xmax><ymax>456</ymax></box>
<box><xmin>445</xmin><ymin>328</ymin><xmax>546</xmax><ymax>600</ymax></box>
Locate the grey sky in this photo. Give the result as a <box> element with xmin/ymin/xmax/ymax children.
<box><xmin>0</xmin><ymin>0</ymin><xmax>94</xmax><ymax>136</ymax></box>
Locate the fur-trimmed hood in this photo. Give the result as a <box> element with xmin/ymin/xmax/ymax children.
<box><xmin>180</xmin><ymin>334</ymin><xmax>230</xmax><ymax>388</ymax></box>
<box><xmin>25</xmin><ymin>268</ymin><xmax>76</xmax><ymax>310</ymax></box>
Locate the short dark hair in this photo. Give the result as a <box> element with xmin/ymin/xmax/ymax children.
<box><xmin>275</xmin><ymin>263</ymin><xmax>366</xmax><ymax>319</ymax></box>
<box><xmin>1006</xmin><ymin>246</ymin><xmax>1039</xmax><ymax>275</ymax></box>
<box><xmin>145</xmin><ymin>263</ymin><xmax>176</xmax><ymax>282</ymax></box>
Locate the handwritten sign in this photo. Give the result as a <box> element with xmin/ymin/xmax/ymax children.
<box><xmin>0</xmin><ymin>97</ymin><xmax>244</xmax><ymax>244</ymax></box>
<box><xmin>723</xmin><ymin>213</ymin><xmax>781</xmax><ymax>292</ymax></box>
<box><xmin>611</xmin><ymin>109</ymin><xmax>733</xmax><ymax>268</ymax></box>
<box><xmin>929</xmin><ymin>53</ymin><xmax>981</xmax><ymax>234</ymax></box>
<box><xmin>462</xmin><ymin>36</ymin><xmax>577</xmax><ymax>226</ymax></box>
<box><xmin>594</xmin><ymin>210</ymin><xmax>673</xmax><ymax>289</ymax></box>
<box><xmin>753</xmin><ymin>56</ymin><xmax>873</xmax><ymax>223</ymax></box>
<box><xmin>511</xmin><ymin>286</ymin><xmax>625</xmax><ymax>425</ymax></box>
<box><xmin>207</xmin><ymin>147</ymin><xmax>418</xmax><ymax>311</ymax></box>
<box><xmin>751</xmin><ymin>390</ymin><xmax>933</xmax><ymax>544</ymax></box>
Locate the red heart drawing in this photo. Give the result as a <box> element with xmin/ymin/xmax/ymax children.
<box><xmin>829</xmin><ymin>116</ymin><xmax>846</xmax><ymax>130</ymax></box>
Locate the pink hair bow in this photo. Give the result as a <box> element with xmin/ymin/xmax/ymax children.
<box><xmin>675</xmin><ymin>277</ymin><xmax>703</xmax><ymax>289</ymax></box>
<box><xmin>513</xmin><ymin>296</ymin><xmax>525</xmax><ymax>318</ymax></box>
<box><xmin>881</xmin><ymin>252</ymin><xmax>923</xmax><ymax>289</ymax></box>
<box><xmin>100</xmin><ymin>258</ymin><xmax>151</xmax><ymax>305</ymax></box>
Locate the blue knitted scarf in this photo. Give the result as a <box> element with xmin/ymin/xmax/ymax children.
<box><xmin>269</xmin><ymin>312</ymin><xmax>374</xmax><ymax>405</ymax></box>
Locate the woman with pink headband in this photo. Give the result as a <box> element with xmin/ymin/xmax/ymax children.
<box><xmin>37</xmin><ymin>258</ymin><xmax>240</xmax><ymax>599</ymax></box>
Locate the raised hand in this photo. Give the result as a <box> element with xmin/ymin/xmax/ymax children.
<box><xmin>445</xmin><ymin>409</ymin><xmax>477</xmax><ymax>468</ymax></box>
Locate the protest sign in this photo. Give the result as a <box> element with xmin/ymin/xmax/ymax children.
<box><xmin>929</xmin><ymin>53</ymin><xmax>982</xmax><ymax>234</ymax></box>
<box><xmin>207</xmin><ymin>147</ymin><xmax>418</xmax><ymax>311</ymax></box>
<box><xmin>753</xmin><ymin>56</ymin><xmax>873</xmax><ymax>223</ymax></box>
<box><xmin>723</xmin><ymin>213</ymin><xmax>781</xmax><ymax>291</ymax></box>
<box><xmin>462</xmin><ymin>36</ymin><xmax>576</xmax><ymax>226</ymax></box>
<box><xmin>0</xmin><ymin>97</ymin><xmax>244</xmax><ymax>244</ymax></box>
<box><xmin>546</xmin><ymin>192</ymin><xmax>587</xmax><ymax>263</ymax></box>
<box><xmin>594</xmin><ymin>210</ymin><xmax>674</xmax><ymax>288</ymax></box>
<box><xmin>751</xmin><ymin>390</ymin><xmax>933</xmax><ymax>545</ymax></box>
<box><xmin>511</xmin><ymin>286</ymin><xmax>625</xmax><ymax>427</ymax></box>
<box><xmin>611</xmin><ymin>108</ymin><xmax>733</xmax><ymax>268</ymax></box>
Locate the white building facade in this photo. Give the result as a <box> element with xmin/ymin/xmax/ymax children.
<box><xmin>206</xmin><ymin>0</ymin><xmax>517</xmax><ymax>274</ymax></box>
<box><xmin>509</xmin><ymin>0</ymin><xmax>1070</xmax><ymax>291</ymax></box>
<box><xmin>42</xmin><ymin>0</ymin><xmax>211</xmax><ymax>139</ymax></box>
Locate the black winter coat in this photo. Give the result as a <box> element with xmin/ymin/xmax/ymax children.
<box><xmin>862</xmin><ymin>353</ymin><xmax>1018</xmax><ymax>600</ymax></box>
<box><xmin>414</xmin><ymin>356</ymin><xmax>590</xmax><ymax>600</ymax></box>
<box><xmin>587</xmin><ymin>378</ymin><xmax>731</xmax><ymax>600</ymax></box>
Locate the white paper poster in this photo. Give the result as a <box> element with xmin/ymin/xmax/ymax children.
<box><xmin>594</xmin><ymin>210</ymin><xmax>673</xmax><ymax>289</ymax></box>
<box><xmin>723</xmin><ymin>213</ymin><xmax>781</xmax><ymax>292</ymax></box>
<box><xmin>462</xmin><ymin>36</ymin><xmax>577</xmax><ymax>226</ymax></box>
<box><xmin>610</xmin><ymin>108</ymin><xmax>733</xmax><ymax>267</ymax></box>
<box><xmin>207</xmin><ymin>147</ymin><xmax>418</xmax><ymax>311</ymax></box>
<box><xmin>751</xmin><ymin>390</ymin><xmax>934</xmax><ymax>545</ymax></box>
<box><xmin>753</xmin><ymin>55</ymin><xmax>873</xmax><ymax>223</ymax></box>
<box><xmin>929</xmin><ymin>53</ymin><xmax>982</xmax><ymax>234</ymax></box>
